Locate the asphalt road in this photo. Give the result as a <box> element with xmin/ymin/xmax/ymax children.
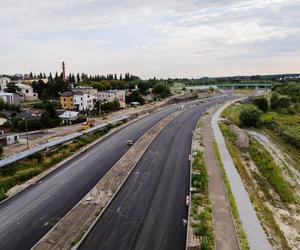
<box><xmin>0</xmin><ymin>104</ymin><xmax>181</xmax><ymax>250</ymax></box>
<box><xmin>0</xmin><ymin>96</ymin><xmax>231</xmax><ymax>250</ymax></box>
<box><xmin>79</xmin><ymin>99</ymin><xmax>231</xmax><ymax>250</ymax></box>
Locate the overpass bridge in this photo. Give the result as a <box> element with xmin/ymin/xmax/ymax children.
<box><xmin>186</xmin><ymin>83</ymin><xmax>272</xmax><ymax>90</ymax></box>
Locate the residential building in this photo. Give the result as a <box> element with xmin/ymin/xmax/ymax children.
<box><xmin>0</xmin><ymin>92</ymin><xmax>20</xmax><ymax>105</ymax></box>
<box><xmin>71</xmin><ymin>86</ymin><xmax>98</xmax><ymax>97</ymax></box>
<box><xmin>73</xmin><ymin>91</ymin><xmax>97</xmax><ymax>111</ymax></box>
<box><xmin>0</xmin><ymin>77</ymin><xmax>10</xmax><ymax>91</ymax></box>
<box><xmin>16</xmin><ymin>82</ymin><xmax>38</xmax><ymax>102</ymax></box>
<box><xmin>59</xmin><ymin>111</ymin><xmax>79</xmax><ymax>124</ymax></box>
<box><xmin>60</xmin><ymin>91</ymin><xmax>73</xmax><ymax>109</ymax></box>
<box><xmin>0</xmin><ymin>133</ymin><xmax>19</xmax><ymax>146</ymax></box>
<box><xmin>98</xmin><ymin>90</ymin><xmax>126</xmax><ymax>108</ymax></box>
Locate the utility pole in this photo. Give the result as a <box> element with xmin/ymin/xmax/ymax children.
<box><xmin>23</xmin><ymin>118</ymin><xmax>29</xmax><ymax>149</ymax></box>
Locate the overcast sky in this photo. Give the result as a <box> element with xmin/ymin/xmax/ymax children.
<box><xmin>1</xmin><ymin>0</ymin><xmax>300</xmax><ymax>78</ymax></box>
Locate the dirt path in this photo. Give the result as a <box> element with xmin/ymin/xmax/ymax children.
<box><xmin>203</xmin><ymin>111</ymin><xmax>240</xmax><ymax>250</ymax></box>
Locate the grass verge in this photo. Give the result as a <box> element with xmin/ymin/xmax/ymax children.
<box><xmin>0</xmin><ymin>122</ymin><xmax>123</xmax><ymax>201</ymax></box>
<box><xmin>219</xmin><ymin>122</ymin><xmax>290</xmax><ymax>249</ymax></box>
<box><xmin>212</xmin><ymin>140</ymin><xmax>249</xmax><ymax>250</ymax></box>
<box><xmin>249</xmin><ymin>138</ymin><xmax>296</xmax><ymax>204</ymax></box>
<box><xmin>191</xmin><ymin>150</ymin><xmax>214</xmax><ymax>250</ymax></box>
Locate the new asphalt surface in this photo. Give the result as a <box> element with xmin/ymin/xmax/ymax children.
<box><xmin>79</xmin><ymin>98</ymin><xmax>231</xmax><ymax>250</ymax></box>
<box><xmin>0</xmin><ymin>96</ymin><xmax>231</xmax><ymax>250</ymax></box>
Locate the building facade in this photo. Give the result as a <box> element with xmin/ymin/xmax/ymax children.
<box><xmin>98</xmin><ymin>90</ymin><xmax>126</xmax><ymax>108</ymax></box>
<box><xmin>60</xmin><ymin>91</ymin><xmax>73</xmax><ymax>109</ymax></box>
<box><xmin>16</xmin><ymin>83</ymin><xmax>38</xmax><ymax>102</ymax></box>
<box><xmin>0</xmin><ymin>92</ymin><xmax>20</xmax><ymax>105</ymax></box>
<box><xmin>73</xmin><ymin>92</ymin><xmax>97</xmax><ymax>111</ymax></box>
<box><xmin>0</xmin><ymin>77</ymin><xmax>10</xmax><ymax>91</ymax></box>
<box><xmin>71</xmin><ymin>86</ymin><xmax>98</xmax><ymax>97</ymax></box>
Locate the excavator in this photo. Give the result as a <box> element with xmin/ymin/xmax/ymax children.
<box><xmin>80</xmin><ymin>119</ymin><xmax>95</xmax><ymax>130</ymax></box>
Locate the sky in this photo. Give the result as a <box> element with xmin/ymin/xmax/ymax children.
<box><xmin>0</xmin><ymin>0</ymin><xmax>300</xmax><ymax>79</ymax></box>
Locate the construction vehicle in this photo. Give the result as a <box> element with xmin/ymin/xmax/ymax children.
<box><xmin>80</xmin><ymin>119</ymin><xmax>95</xmax><ymax>130</ymax></box>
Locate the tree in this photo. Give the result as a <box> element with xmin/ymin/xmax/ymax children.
<box><xmin>253</xmin><ymin>97</ymin><xmax>269</xmax><ymax>112</ymax></box>
<box><xmin>0</xmin><ymin>98</ymin><xmax>5</xmax><ymax>110</ymax></box>
<box><xmin>152</xmin><ymin>83</ymin><xmax>171</xmax><ymax>98</ymax></box>
<box><xmin>5</xmin><ymin>82</ymin><xmax>20</xmax><ymax>93</ymax></box>
<box><xmin>138</xmin><ymin>81</ymin><xmax>150</xmax><ymax>95</ymax></box>
<box><xmin>40</xmin><ymin>89</ymin><xmax>50</xmax><ymax>100</ymax></box>
<box><xmin>239</xmin><ymin>106</ymin><xmax>262</xmax><ymax>128</ymax></box>
<box><xmin>270</xmin><ymin>93</ymin><xmax>279</xmax><ymax>109</ymax></box>
<box><xmin>125</xmin><ymin>91</ymin><xmax>145</xmax><ymax>105</ymax></box>
<box><xmin>277</xmin><ymin>97</ymin><xmax>291</xmax><ymax>109</ymax></box>
<box><xmin>40</xmin><ymin>102</ymin><xmax>60</xmax><ymax>128</ymax></box>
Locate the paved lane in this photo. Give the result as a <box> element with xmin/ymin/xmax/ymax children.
<box><xmin>79</xmin><ymin>99</ymin><xmax>231</xmax><ymax>250</ymax></box>
<box><xmin>0</xmin><ymin>105</ymin><xmax>182</xmax><ymax>250</ymax></box>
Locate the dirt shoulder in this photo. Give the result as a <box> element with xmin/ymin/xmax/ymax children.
<box><xmin>33</xmin><ymin>111</ymin><xmax>181</xmax><ymax>250</ymax></box>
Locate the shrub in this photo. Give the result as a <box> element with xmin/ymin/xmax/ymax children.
<box><xmin>270</xmin><ymin>93</ymin><xmax>279</xmax><ymax>109</ymax></box>
<box><xmin>239</xmin><ymin>106</ymin><xmax>262</xmax><ymax>128</ymax></box>
<box><xmin>152</xmin><ymin>83</ymin><xmax>171</xmax><ymax>98</ymax></box>
<box><xmin>277</xmin><ymin>96</ymin><xmax>291</xmax><ymax>109</ymax></box>
<box><xmin>253</xmin><ymin>97</ymin><xmax>269</xmax><ymax>112</ymax></box>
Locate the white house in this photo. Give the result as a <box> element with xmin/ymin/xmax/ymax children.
<box><xmin>16</xmin><ymin>82</ymin><xmax>38</xmax><ymax>102</ymax></box>
<box><xmin>0</xmin><ymin>77</ymin><xmax>11</xmax><ymax>91</ymax></box>
<box><xmin>0</xmin><ymin>133</ymin><xmax>20</xmax><ymax>146</ymax></box>
<box><xmin>98</xmin><ymin>90</ymin><xmax>126</xmax><ymax>108</ymax></box>
<box><xmin>73</xmin><ymin>91</ymin><xmax>97</xmax><ymax>111</ymax></box>
<box><xmin>0</xmin><ymin>91</ymin><xmax>20</xmax><ymax>105</ymax></box>
<box><xmin>59</xmin><ymin>111</ymin><xmax>79</xmax><ymax>124</ymax></box>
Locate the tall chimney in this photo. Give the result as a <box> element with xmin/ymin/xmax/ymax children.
<box><xmin>62</xmin><ymin>61</ymin><xmax>66</xmax><ymax>81</ymax></box>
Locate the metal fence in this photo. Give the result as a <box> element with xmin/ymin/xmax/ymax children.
<box><xmin>0</xmin><ymin>116</ymin><xmax>129</xmax><ymax>168</ymax></box>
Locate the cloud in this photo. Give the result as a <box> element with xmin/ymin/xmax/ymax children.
<box><xmin>0</xmin><ymin>0</ymin><xmax>300</xmax><ymax>77</ymax></box>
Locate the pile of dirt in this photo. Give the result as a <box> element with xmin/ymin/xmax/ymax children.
<box><xmin>229</xmin><ymin>124</ymin><xmax>249</xmax><ymax>149</ymax></box>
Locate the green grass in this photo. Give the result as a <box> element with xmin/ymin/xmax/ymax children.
<box><xmin>0</xmin><ymin>123</ymin><xmax>123</xmax><ymax>201</ymax></box>
<box><xmin>191</xmin><ymin>151</ymin><xmax>214</xmax><ymax>249</ymax></box>
<box><xmin>221</xmin><ymin>104</ymin><xmax>252</xmax><ymax>126</ymax></box>
<box><xmin>213</xmin><ymin>140</ymin><xmax>249</xmax><ymax>250</ymax></box>
<box><xmin>248</xmin><ymin>138</ymin><xmax>296</xmax><ymax>204</ymax></box>
<box><xmin>263</xmin><ymin>129</ymin><xmax>300</xmax><ymax>172</ymax></box>
<box><xmin>262</xmin><ymin>111</ymin><xmax>300</xmax><ymax>138</ymax></box>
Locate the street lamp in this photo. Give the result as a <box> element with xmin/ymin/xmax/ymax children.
<box><xmin>22</xmin><ymin>117</ymin><xmax>29</xmax><ymax>149</ymax></box>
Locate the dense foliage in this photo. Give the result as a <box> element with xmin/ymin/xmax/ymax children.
<box><xmin>239</xmin><ymin>106</ymin><xmax>262</xmax><ymax>127</ymax></box>
<box><xmin>253</xmin><ymin>97</ymin><xmax>269</xmax><ymax>112</ymax></box>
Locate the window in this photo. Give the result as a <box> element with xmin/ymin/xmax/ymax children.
<box><xmin>64</xmin><ymin>98</ymin><xmax>66</xmax><ymax>102</ymax></box>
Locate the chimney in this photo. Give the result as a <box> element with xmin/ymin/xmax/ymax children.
<box><xmin>62</xmin><ymin>61</ymin><xmax>66</xmax><ymax>81</ymax></box>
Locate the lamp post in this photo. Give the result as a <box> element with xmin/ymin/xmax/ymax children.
<box><xmin>22</xmin><ymin>117</ymin><xmax>29</xmax><ymax>149</ymax></box>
